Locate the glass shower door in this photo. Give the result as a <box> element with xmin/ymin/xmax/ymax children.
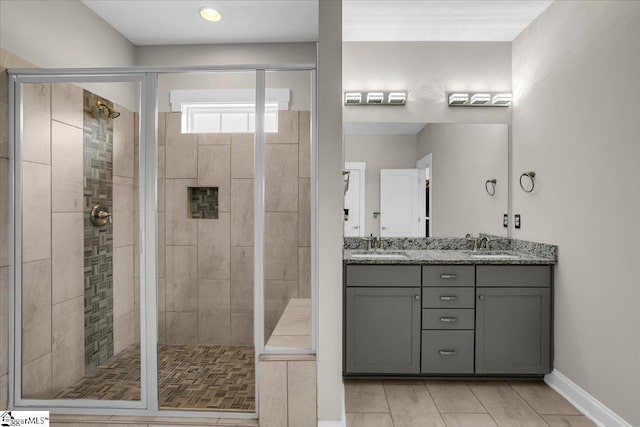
<box><xmin>14</xmin><ymin>77</ymin><xmax>145</xmax><ymax>407</ymax></box>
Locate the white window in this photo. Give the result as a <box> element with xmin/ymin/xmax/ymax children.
<box><xmin>171</xmin><ymin>89</ymin><xmax>289</xmax><ymax>134</ymax></box>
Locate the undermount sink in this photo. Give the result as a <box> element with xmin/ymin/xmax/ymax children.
<box><xmin>470</xmin><ymin>252</ymin><xmax>520</xmax><ymax>260</ymax></box>
<box><xmin>351</xmin><ymin>252</ymin><xmax>409</xmax><ymax>259</ymax></box>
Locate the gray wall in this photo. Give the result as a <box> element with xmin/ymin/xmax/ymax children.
<box><xmin>416</xmin><ymin>124</ymin><xmax>508</xmax><ymax>238</ymax></box>
<box><xmin>343</xmin><ymin>41</ymin><xmax>512</xmax><ymax>125</ymax></box>
<box><xmin>317</xmin><ymin>0</ymin><xmax>344</xmax><ymax>423</ymax></box>
<box><xmin>136</xmin><ymin>44</ymin><xmax>316</xmax><ymax>112</ymax></box>
<box><xmin>345</xmin><ymin>134</ymin><xmax>418</xmax><ymax>235</ymax></box>
<box><xmin>512</xmin><ymin>1</ymin><xmax>640</xmax><ymax>425</ymax></box>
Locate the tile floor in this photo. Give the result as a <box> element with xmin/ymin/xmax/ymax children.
<box><xmin>56</xmin><ymin>344</ymin><xmax>255</xmax><ymax>412</ymax></box>
<box><xmin>345</xmin><ymin>379</ymin><xmax>596</xmax><ymax>427</ymax></box>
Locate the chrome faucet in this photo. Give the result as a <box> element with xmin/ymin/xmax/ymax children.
<box><xmin>478</xmin><ymin>236</ymin><xmax>492</xmax><ymax>250</ymax></box>
<box><xmin>466</xmin><ymin>234</ymin><xmax>492</xmax><ymax>251</ymax></box>
<box><xmin>366</xmin><ymin>234</ymin><xmax>381</xmax><ymax>250</ymax></box>
<box><xmin>465</xmin><ymin>233</ymin><xmax>479</xmax><ymax>251</ymax></box>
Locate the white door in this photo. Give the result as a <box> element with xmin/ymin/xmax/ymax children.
<box><xmin>380</xmin><ymin>169</ymin><xmax>421</xmax><ymax>237</ymax></box>
<box><xmin>344</xmin><ymin>162</ymin><xmax>366</xmax><ymax>237</ymax></box>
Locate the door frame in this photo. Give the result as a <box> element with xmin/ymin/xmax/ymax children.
<box><xmin>416</xmin><ymin>154</ymin><xmax>432</xmax><ymax>237</ymax></box>
<box><xmin>344</xmin><ymin>161</ymin><xmax>366</xmax><ymax>237</ymax></box>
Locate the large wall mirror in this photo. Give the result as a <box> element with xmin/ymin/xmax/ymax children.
<box><xmin>344</xmin><ymin>122</ymin><xmax>508</xmax><ymax>238</ymax></box>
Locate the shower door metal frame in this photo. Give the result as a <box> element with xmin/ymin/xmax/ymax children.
<box><xmin>8</xmin><ymin>72</ymin><xmax>152</xmax><ymax>412</ymax></box>
<box><xmin>7</xmin><ymin>63</ymin><xmax>318</xmax><ymax>419</ymax></box>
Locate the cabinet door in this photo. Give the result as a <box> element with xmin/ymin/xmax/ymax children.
<box><xmin>346</xmin><ymin>287</ymin><xmax>421</xmax><ymax>373</ymax></box>
<box><xmin>476</xmin><ymin>288</ymin><xmax>551</xmax><ymax>374</ymax></box>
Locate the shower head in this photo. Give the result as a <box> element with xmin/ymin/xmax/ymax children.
<box><xmin>96</xmin><ymin>99</ymin><xmax>121</xmax><ymax>119</ymax></box>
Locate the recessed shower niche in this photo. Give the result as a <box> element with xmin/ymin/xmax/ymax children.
<box><xmin>188</xmin><ymin>186</ymin><xmax>219</xmax><ymax>219</ymax></box>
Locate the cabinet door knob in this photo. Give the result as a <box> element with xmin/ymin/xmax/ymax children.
<box><xmin>478</xmin><ymin>295</ymin><xmax>484</xmax><ymax>301</ymax></box>
<box><xmin>414</xmin><ymin>295</ymin><xmax>420</xmax><ymax>300</ymax></box>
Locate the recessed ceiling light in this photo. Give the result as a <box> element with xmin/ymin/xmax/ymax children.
<box><xmin>199</xmin><ymin>7</ymin><xmax>222</xmax><ymax>22</ymax></box>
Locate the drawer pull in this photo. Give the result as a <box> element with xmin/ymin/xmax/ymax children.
<box><xmin>440</xmin><ymin>274</ymin><xmax>458</xmax><ymax>279</ymax></box>
<box><xmin>439</xmin><ymin>317</ymin><xmax>458</xmax><ymax>323</ymax></box>
<box><xmin>439</xmin><ymin>295</ymin><xmax>458</xmax><ymax>301</ymax></box>
<box><xmin>439</xmin><ymin>349</ymin><xmax>457</xmax><ymax>356</ymax></box>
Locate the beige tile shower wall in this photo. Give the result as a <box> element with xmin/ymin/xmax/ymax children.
<box><xmin>15</xmin><ymin>81</ymin><xmax>138</xmax><ymax>399</ymax></box>
<box><xmin>264</xmin><ymin>111</ymin><xmax>311</xmax><ymax>340</ymax></box>
<box><xmin>159</xmin><ymin>111</ymin><xmax>310</xmax><ymax>346</ymax></box>
<box><xmin>19</xmin><ymin>82</ymin><xmax>87</xmax><ymax>398</ymax></box>
<box><xmin>112</xmin><ymin>103</ymin><xmax>138</xmax><ymax>355</ymax></box>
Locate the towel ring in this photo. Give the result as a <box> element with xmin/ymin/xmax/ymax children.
<box><xmin>519</xmin><ymin>171</ymin><xmax>536</xmax><ymax>193</ymax></box>
<box><xmin>485</xmin><ymin>179</ymin><xmax>497</xmax><ymax>196</ymax></box>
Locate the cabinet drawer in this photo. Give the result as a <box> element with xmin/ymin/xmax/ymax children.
<box><xmin>422</xmin><ymin>309</ymin><xmax>474</xmax><ymax>330</ymax></box>
<box><xmin>476</xmin><ymin>265</ymin><xmax>551</xmax><ymax>287</ymax></box>
<box><xmin>423</xmin><ymin>287</ymin><xmax>475</xmax><ymax>308</ymax></box>
<box><xmin>421</xmin><ymin>330</ymin><xmax>474</xmax><ymax>374</ymax></box>
<box><xmin>422</xmin><ymin>265</ymin><xmax>474</xmax><ymax>287</ymax></box>
<box><xmin>346</xmin><ymin>265</ymin><xmax>421</xmax><ymax>287</ymax></box>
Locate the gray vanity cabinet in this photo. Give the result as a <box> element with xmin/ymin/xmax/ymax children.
<box><xmin>344</xmin><ymin>263</ymin><xmax>553</xmax><ymax>377</ymax></box>
<box><xmin>345</xmin><ymin>265</ymin><xmax>421</xmax><ymax>374</ymax></box>
<box><xmin>475</xmin><ymin>266</ymin><xmax>552</xmax><ymax>375</ymax></box>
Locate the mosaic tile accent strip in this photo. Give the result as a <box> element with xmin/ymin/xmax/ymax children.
<box><xmin>188</xmin><ymin>187</ymin><xmax>219</xmax><ymax>219</ymax></box>
<box><xmin>55</xmin><ymin>344</ymin><xmax>255</xmax><ymax>412</ymax></box>
<box><xmin>83</xmin><ymin>90</ymin><xmax>115</xmax><ymax>372</ymax></box>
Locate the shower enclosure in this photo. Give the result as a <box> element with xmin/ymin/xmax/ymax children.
<box><xmin>7</xmin><ymin>66</ymin><xmax>316</xmax><ymax>418</ymax></box>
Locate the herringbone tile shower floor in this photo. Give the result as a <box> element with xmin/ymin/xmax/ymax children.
<box><xmin>56</xmin><ymin>344</ymin><xmax>255</xmax><ymax>412</ymax></box>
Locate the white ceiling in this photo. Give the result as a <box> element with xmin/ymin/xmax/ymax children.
<box><xmin>344</xmin><ymin>1</ymin><xmax>554</xmax><ymax>42</ymax></box>
<box><xmin>81</xmin><ymin>0</ymin><xmax>320</xmax><ymax>45</ymax></box>
<box><xmin>82</xmin><ymin>0</ymin><xmax>553</xmax><ymax>46</ymax></box>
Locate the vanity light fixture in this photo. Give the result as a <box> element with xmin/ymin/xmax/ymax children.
<box><xmin>449</xmin><ymin>93</ymin><xmax>469</xmax><ymax>105</ymax></box>
<box><xmin>447</xmin><ymin>92</ymin><xmax>512</xmax><ymax>107</ymax></box>
<box><xmin>344</xmin><ymin>91</ymin><xmax>407</xmax><ymax>106</ymax></box>
<box><xmin>492</xmin><ymin>93</ymin><xmax>513</xmax><ymax>106</ymax></box>
<box><xmin>199</xmin><ymin>7</ymin><xmax>222</xmax><ymax>22</ymax></box>
<box><xmin>470</xmin><ymin>93</ymin><xmax>491</xmax><ymax>105</ymax></box>
<box><xmin>387</xmin><ymin>92</ymin><xmax>406</xmax><ymax>105</ymax></box>
<box><xmin>366</xmin><ymin>92</ymin><xmax>384</xmax><ymax>104</ymax></box>
<box><xmin>344</xmin><ymin>92</ymin><xmax>362</xmax><ymax>105</ymax></box>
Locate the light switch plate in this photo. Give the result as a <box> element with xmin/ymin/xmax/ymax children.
<box><xmin>515</xmin><ymin>214</ymin><xmax>521</xmax><ymax>229</ymax></box>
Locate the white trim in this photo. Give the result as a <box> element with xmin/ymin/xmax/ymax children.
<box><xmin>317</xmin><ymin>380</ymin><xmax>346</xmax><ymax>427</ymax></box>
<box><xmin>169</xmin><ymin>88</ymin><xmax>291</xmax><ymax>111</ymax></box>
<box><xmin>344</xmin><ymin>162</ymin><xmax>366</xmax><ymax>237</ymax></box>
<box><xmin>318</xmin><ymin>421</ymin><xmax>346</xmax><ymax>427</ymax></box>
<box><xmin>545</xmin><ymin>369</ymin><xmax>633</xmax><ymax>427</ymax></box>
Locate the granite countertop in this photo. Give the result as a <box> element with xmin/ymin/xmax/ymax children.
<box><xmin>343</xmin><ymin>249</ymin><xmax>556</xmax><ymax>265</ymax></box>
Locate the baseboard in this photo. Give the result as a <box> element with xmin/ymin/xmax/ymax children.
<box><xmin>545</xmin><ymin>369</ymin><xmax>632</xmax><ymax>427</ymax></box>
<box><xmin>317</xmin><ymin>421</ymin><xmax>345</xmax><ymax>427</ymax></box>
<box><xmin>317</xmin><ymin>381</ymin><xmax>346</xmax><ymax>427</ymax></box>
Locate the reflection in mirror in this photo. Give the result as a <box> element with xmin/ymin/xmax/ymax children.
<box><xmin>344</xmin><ymin>123</ymin><xmax>508</xmax><ymax>238</ymax></box>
